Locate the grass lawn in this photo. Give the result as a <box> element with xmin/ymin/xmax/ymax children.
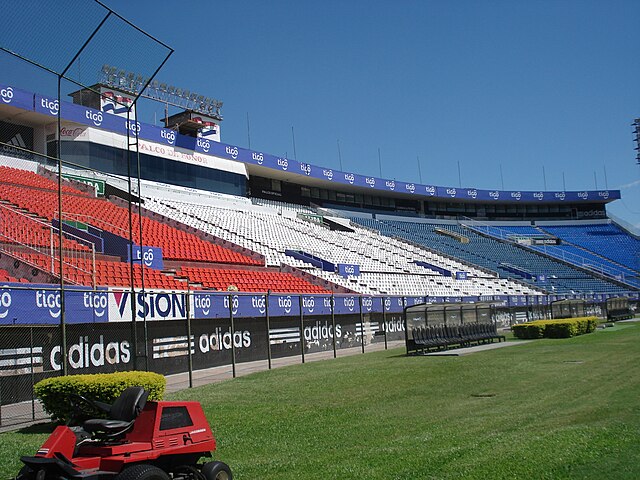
<box><xmin>1</xmin><ymin>322</ymin><xmax>639</xmax><ymax>479</ymax></box>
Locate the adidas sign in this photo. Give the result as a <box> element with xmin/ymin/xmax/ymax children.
<box><xmin>2</xmin><ymin>133</ymin><xmax>31</xmax><ymax>159</ymax></box>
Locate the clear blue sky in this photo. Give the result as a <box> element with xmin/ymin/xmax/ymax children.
<box><xmin>25</xmin><ymin>1</ymin><xmax>640</xmax><ymax>226</ymax></box>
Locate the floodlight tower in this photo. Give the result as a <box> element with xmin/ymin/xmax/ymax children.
<box><xmin>70</xmin><ymin>65</ymin><xmax>224</xmax><ymax>141</ymax></box>
<box><xmin>633</xmin><ymin>118</ymin><xmax>640</xmax><ymax>165</ymax></box>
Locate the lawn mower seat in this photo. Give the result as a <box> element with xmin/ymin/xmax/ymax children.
<box><xmin>83</xmin><ymin>386</ymin><xmax>149</xmax><ymax>437</ymax></box>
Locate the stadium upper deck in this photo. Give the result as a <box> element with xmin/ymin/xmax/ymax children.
<box><xmin>0</xmin><ymin>80</ymin><xmax>620</xmax><ymax>222</ymax></box>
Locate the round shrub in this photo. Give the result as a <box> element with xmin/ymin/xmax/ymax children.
<box><xmin>34</xmin><ymin>371</ymin><xmax>165</xmax><ymax>423</ymax></box>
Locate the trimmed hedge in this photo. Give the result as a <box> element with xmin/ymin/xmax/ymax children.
<box><xmin>512</xmin><ymin>317</ymin><xmax>598</xmax><ymax>340</ymax></box>
<box><xmin>34</xmin><ymin>371</ymin><xmax>166</xmax><ymax>423</ymax></box>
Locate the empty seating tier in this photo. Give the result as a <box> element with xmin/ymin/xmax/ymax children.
<box><xmin>177</xmin><ymin>266</ymin><xmax>328</xmax><ymax>293</ymax></box>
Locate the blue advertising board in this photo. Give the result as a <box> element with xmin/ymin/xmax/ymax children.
<box><xmin>0</xmin><ymin>284</ymin><xmax>109</xmax><ymax>324</ymax></box>
<box><xmin>129</xmin><ymin>246</ymin><xmax>164</xmax><ymax>270</ymax></box>
<box><xmin>0</xmin><ymin>83</ymin><xmax>33</xmax><ymax>111</ymax></box>
<box><xmin>337</xmin><ymin>263</ymin><xmax>360</xmax><ymax>278</ymax></box>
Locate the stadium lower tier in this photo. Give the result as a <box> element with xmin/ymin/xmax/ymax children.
<box><xmin>7</xmin><ymin>251</ymin><xmax>330</xmax><ymax>293</ymax></box>
<box><xmin>0</xmin><ymin>164</ymin><xmax>637</xmax><ymax>297</ymax></box>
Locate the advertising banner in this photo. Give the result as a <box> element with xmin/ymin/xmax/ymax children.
<box><xmin>0</xmin><ymin>83</ymin><xmax>33</xmax><ymax>111</ymax></box>
<box><xmin>0</xmin><ymin>120</ymin><xmax>34</xmax><ymax>160</ymax></box>
<box><xmin>129</xmin><ymin>246</ymin><xmax>164</xmax><ymax>270</ymax></box>
<box><xmin>337</xmin><ymin>263</ymin><xmax>360</xmax><ymax>278</ymax></box>
<box><xmin>0</xmin><ymin>284</ymin><xmax>109</xmax><ymax>324</ymax></box>
<box><xmin>99</xmin><ymin>87</ymin><xmax>136</xmax><ymax>118</ymax></box>
<box><xmin>108</xmin><ymin>289</ymin><xmax>187</xmax><ymax>322</ymax></box>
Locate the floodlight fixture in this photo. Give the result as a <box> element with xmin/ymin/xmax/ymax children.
<box><xmin>96</xmin><ymin>66</ymin><xmax>223</xmax><ymax>119</ymax></box>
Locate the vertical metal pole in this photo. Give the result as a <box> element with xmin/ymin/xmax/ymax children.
<box><xmin>359</xmin><ymin>297</ymin><xmax>365</xmax><ymax>354</ymax></box>
<box><xmin>30</xmin><ymin>326</ymin><xmax>35</xmax><ymax>420</ymax></box>
<box><xmin>291</xmin><ymin>126</ymin><xmax>297</xmax><ymax>161</ymax></box>
<box><xmin>125</xmin><ymin>110</ymin><xmax>138</xmax><ymax>370</ymax></box>
<box><xmin>186</xmin><ymin>291</ymin><xmax>193</xmax><ymax>388</ymax></box>
<box><xmin>265</xmin><ymin>291</ymin><xmax>272</xmax><ymax>369</ymax></box>
<box><xmin>50</xmin><ymin>228</ymin><xmax>54</xmax><ymax>273</ymax></box>
<box><xmin>229</xmin><ymin>294</ymin><xmax>236</xmax><ymax>378</ymax></box>
<box><xmin>91</xmin><ymin>247</ymin><xmax>96</xmax><ymax>289</ymax></box>
<box><xmin>403</xmin><ymin>305</ymin><xmax>409</xmax><ymax>355</ymax></box>
<box><xmin>381</xmin><ymin>297</ymin><xmax>388</xmax><ymax>350</ymax></box>
<box><xmin>246</xmin><ymin>112</ymin><xmax>251</xmax><ymax>149</ymax></box>
<box><xmin>133</xmin><ymin>107</ymin><xmax>149</xmax><ymax>372</ymax></box>
<box><xmin>57</xmin><ymin>78</ymin><xmax>67</xmax><ymax>376</ymax></box>
<box><xmin>299</xmin><ymin>295</ymin><xmax>305</xmax><ymax>364</ymax></box>
<box><xmin>331</xmin><ymin>294</ymin><xmax>337</xmax><ymax>358</ymax></box>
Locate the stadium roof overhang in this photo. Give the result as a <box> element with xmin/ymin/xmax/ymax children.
<box><xmin>245</xmin><ymin>163</ymin><xmax>619</xmax><ymax>206</ymax></box>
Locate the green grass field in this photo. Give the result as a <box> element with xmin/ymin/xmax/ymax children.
<box><xmin>1</xmin><ymin>322</ymin><xmax>639</xmax><ymax>479</ymax></box>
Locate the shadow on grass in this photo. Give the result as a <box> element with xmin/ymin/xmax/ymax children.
<box><xmin>15</xmin><ymin>422</ymin><xmax>56</xmax><ymax>435</ymax></box>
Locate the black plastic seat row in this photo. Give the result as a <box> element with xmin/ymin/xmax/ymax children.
<box><xmin>410</xmin><ymin>323</ymin><xmax>504</xmax><ymax>354</ymax></box>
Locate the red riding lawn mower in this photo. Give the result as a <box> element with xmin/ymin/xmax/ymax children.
<box><xmin>15</xmin><ymin>387</ymin><xmax>232</xmax><ymax>480</ymax></box>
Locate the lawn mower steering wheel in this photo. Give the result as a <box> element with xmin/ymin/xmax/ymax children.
<box><xmin>67</xmin><ymin>393</ymin><xmax>99</xmax><ymax>425</ymax></box>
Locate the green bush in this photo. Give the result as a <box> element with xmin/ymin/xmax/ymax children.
<box><xmin>34</xmin><ymin>371</ymin><xmax>166</xmax><ymax>423</ymax></box>
<box><xmin>544</xmin><ymin>320</ymin><xmax>578</xmax><ymax>338</ymax></box>
<box><xmin>512</xmin><ymin>317</ymin><xmax>598</xmax><ymax>340</ymax></box>
<box><xmin>512</xmin><ymin>321</ymin><xmax>546</xmax><ymax>339</ymax></box>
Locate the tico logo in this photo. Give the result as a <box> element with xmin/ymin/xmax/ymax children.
<box><xmin>251</xmin><ymin>295</ymin><xmax>266</xmax><ymax>314</ymax></box>
<box><xmin>41</xmin><ymin>98</ymin><xmax>59</xmax><ymax>115</ymax></box>
<box><xmin>35</xmin><ymin>290</ymin><xmax>61</xmax><ymax>319</ymax></box>
<box><xmin>302</xmin><ymin>296</ymin><xmax>315</xmax><ymax>313</ymax></box>
<box><xmin>161</xmin><ymin>129</ymin><xmax>176</xmax><ymax>145</ymax></box>
<box><xmin>197</xmin><ymin>137</ymin><xmax>211</xmax><ymax>153</ymax></box>
<box><xmin>223</xmin><ymin>295</ymin><xmax>239</xmax><ymax>316</ymax></box>
<box><xmin>83</xmin><ymin>292</ymin><xmax>107</xmax><ymax>318</ymax></box>
<box><xmin>194</xmin><ymin>294</ymin><xmax>212</xmax><ymax>316</ymax></box>
<box><xmin>1</xmin><ymin>86</ymin><xmax>13</xmax><ymax>104</ymax></box>
<box><xmin>252</xmin><ymin>152</ymin><xmax>264</xmax><ymax>164</ymax></box>
<box><xmin>86</xmin><ymin>110</ymin><xmax>103</xmax><ymax>127</ymax></box>
<box><xmin>0</xmin><ymin>286</ymin><xmax>11</xmax><ymax>318</ymax></box>
<box><xmin>361</xmin><ymin>296</ymin><xmax>373</xmax><ymax>312</ymax></box>
<box><xmin>343</xmin><ymin>296</ymin><xmax>356</xmax><ymax>312</ymax></box>
<box><xmin>278</xmin><ymin>295</ymin><xmax>293</xmax><ymax>314</ymax></box>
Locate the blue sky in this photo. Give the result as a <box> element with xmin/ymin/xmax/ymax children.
<box><xmin>21</xmin><ymin>1</ymin><xmax>640</xmax><ymax>226</ymax></box>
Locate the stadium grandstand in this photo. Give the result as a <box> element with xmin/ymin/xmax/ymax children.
<box><xmin>0</xmin><ymin>0</ymin><xmax>637</xmax><ymax>428</ymax></box>
<box><xmin>0</xmin><ymin>80</ymin><xmax>636</xmax><ymax>298</ymax></box>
